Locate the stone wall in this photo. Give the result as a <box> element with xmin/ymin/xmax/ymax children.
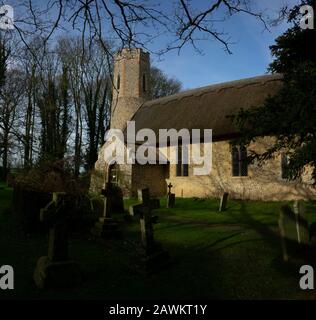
<box><xmin>132</xmin><ymin>163</ymin><xmax>169</xmax><ymax>197</ymax></box>
<box><xmin>165</xmin><ymin>138</ymin><xmax>316</xmax><ymax>201</ymax></box>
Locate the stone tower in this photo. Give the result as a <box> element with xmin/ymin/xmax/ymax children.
<box><xmin>111</xmin><ymin>48</ymin><xmax>150</xmax><ymax>130</ymax></box>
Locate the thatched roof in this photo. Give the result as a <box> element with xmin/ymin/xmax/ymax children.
<box><xmin>131</xmin><ymin>74</ymin><xmax>283</xmax><ymax>141</ymax></box>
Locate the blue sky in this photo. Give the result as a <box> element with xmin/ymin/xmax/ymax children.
<box><xmin>151</xmin><ymin>0</ymin><xmax>299</xmax><ymax>90</ymax></box>
<box><xmin>8</xmin><ymin>0</ymin><xmax>299</xmax><ymax>89</ymax></box>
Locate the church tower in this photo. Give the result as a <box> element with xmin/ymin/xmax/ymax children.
<box><xmin>111</xmin><ymin>48</ymin><xmax>150</xmax><ymax>130</ymax></box>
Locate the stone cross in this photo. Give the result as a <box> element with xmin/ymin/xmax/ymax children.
<box><xmin>219</xmin><ymin>192</ymin><xmax>229</xmax><ymax>212</ymax></box>
<box><xmin>167</xmin><ymin>182</ymin><xmax>175</xmax><ymax>208</ymax></box>
<box><xmin>34</xmin><ymin>192</ymin><xmax>82</xmax><ymax>289</ymax></box>
<box><xmin>167</xmin><ymin>183</ymin><xmax>173</xmax><ymax>195</ymax></box>
<box><xmin>40</xmin><ymin>192</ymin><xmax>70</xmax><ymax>262</ymax></box>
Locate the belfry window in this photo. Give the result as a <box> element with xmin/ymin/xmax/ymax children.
<box><xmin>176</xmin><ymin>139</ymin><xmax>189</xmax><ymax>177</ymax></box>
<box><xmin>231</xmin><ymin>144</ymin><xmax>248</xmax><ymax>177</ymax></box>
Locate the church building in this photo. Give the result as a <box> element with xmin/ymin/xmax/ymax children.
<box><xmin>90</xmin><ymin>48</ymin><xmax>316</xmax><ymax>201</ymax></box>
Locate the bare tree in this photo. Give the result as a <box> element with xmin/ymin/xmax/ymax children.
<box><xmin>150</xmin><ymin>66</ymin><xmax>182</xmax><ymax>99</ymax></box>
<box><xmin>0</xmin><ymin>68</ymin><xmax>25</xmax><ymax>179</ymax></box>
<box><xmin>57</xmin><ymin>37</ymin><xmax>112</xmax><ymax>174</ymax></box>
<box><xmin>14</xmin><ymin>0</ymin><xmax>267</xmax><ymax>68</ymax></box>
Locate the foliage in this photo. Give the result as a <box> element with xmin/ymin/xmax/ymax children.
<box><xmin>231</xmin><ymin>0</ymin><xmax>316</xmax><ymax>183</ymax></box>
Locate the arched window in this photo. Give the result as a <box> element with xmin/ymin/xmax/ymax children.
<box><xmin>142</xmin><ymin>74</ymin><xmax>146</xmax><ymax>92</ymax></box>
<box><xmin>117</xmin><ymin>75</ymin><xmax>120</xmax><ymax>91</ymax></box>
<box><xmin>232</xmin><ymin>146</ymin><xmax>240</xmax><ymax>176</ymax></box>
<box><xmin>231</xmin><ymin>144</ymin><xmax>248</xmax><ymax>177</ymax></box>
<box><xmin>176</xmin><ymin>138</ymin><xmax>189</xmax><ymax>177</ymax></box>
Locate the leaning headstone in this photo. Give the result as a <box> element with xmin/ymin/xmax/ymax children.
<box><xmin>293</xmin><ymin>200</ymin><xmax>309</xmax><ymax>245</ymax></box>
<box><xmin>279</xmin><ymin>204</ymin><xmax>311</xmax><ymax>262</ymax></box>
<box><xmin>219</xmin><ymin>192</ymin><xmax>229</xmax><ymax>212</ymax></box>
<box><xmin>279</xmin><ymin>205</ymin><xmax>297</xmax><ymax>262</ymax></box>
<box><xmin>34</xmin><ymin>193</ymin><xmax>82</xmax><ymax>289</ymax></box>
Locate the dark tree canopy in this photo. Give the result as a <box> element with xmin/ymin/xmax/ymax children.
<box><xmin>231</xmin><ymin>0</ymin><xmax>316</xmax><ymax>182</ymax></box>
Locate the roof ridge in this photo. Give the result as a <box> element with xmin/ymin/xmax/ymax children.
<box><xmin>143</xmin><ymin>73</ymin><xmax>283</xmax><ymax>107</ymax></box>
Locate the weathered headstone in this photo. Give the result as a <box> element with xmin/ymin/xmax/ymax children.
<box><xmin>167</xmin><ymin>182</ymin><xmax>175</xmax><ymax>208</ymax></box>
<box><xmin>279</xmin><ymin>203</ymin><xmax>311</xmax><ymax>262</ymax></box>
<box><xmin>279</xmin><ymin>205</ymin><xmax>297</xmax><ymax>262</ymax></box>
<box><xmin>102</xmin><ymin>182</ymin><xmax>124</xmax><ymax>214</ymax></box>
<box><xmin>91</xmin><ymin>182</ymin><xmax>120</xmax><ymax>238</ymax></box>
<box><xmin>139</xmin><ymin>206</ymin><xmax>155</xmax><ymax>254</ymax></box>
<box><xmin>129</xmin><ymin>203</ymin><xmax>144</xmax><ymax>217</ymax></box>
<box><xmin>131</xmin><ymin>188</ymin><xmax>160</xmax><ymax>216</ymax></box>
<box><xmin>34</xmin><ymin>193</ymin><xmax>82</xmax><ymax>289</ymax></box>
<box><xmin>219</xmin><ymin>192</ymin><xmax>229</xmax><ymax>212</ymax></box>
<box><xmin>131</xmin><ymin>202</ymin><xmax>170</xmax><ymax>274</ymax></box>
<box><xmin>138</xmin><ymin>188</ymin><xmax>151</xmax><ymax>206</ymax></box>
<box><xmin>293</xmin><ymin>200</ymin><xmax>309</xmax><ymax>245</ymax></box>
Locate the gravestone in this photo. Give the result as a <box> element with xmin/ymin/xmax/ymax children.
<box><xmin>167</xmin><ymin>183</ymin><xmax>175</xmax><ymax>208</ymax></box>
<box><xmin>279</xmin><ymin>205</ymin><xmax>298</xmax><ymax>262</ymax></box>
<box><xmin>130</xmin><ymin>188</ymin><xmax>160</xmax><ymax>216</ymax></box>
<box><xmin>293</xmin><ymin>200</ymin><xmax>309</xmax><ymax>245</ymax></box>
<box><xmin>129</xmin><ymin>203</ymin><xmax>144</xmax><ymax>217</ymax></box>
<box><xmin>139</xmin><ymin>206</ymin><xmax>155</xmax><ymax>254</ymax></box>
<box><xmin>138</xmin><ymin>188</ymin><xmax>150</xmax><ymax>205</ymax></box>
<box><xmin>102</xmin><ymin>183</ymin><xmax>124</xmax><ymax>213</ymax></box>
<box><xmin>219</xmin><ymin>192</ymin><xmax>229</xmax><ymax>212</ymax></box>
<box><xmin>91</xmin><ymin>182</ymin><xmax>120</xmax><ymax>238</ymax></box>
<box><xmin>131</xmin><ymin>202</ymin><xmax>170</xmax><ymax>274</ymax></box>
<box><xmin>279</xmin><ymin>203</ymin><xmax>311</xmax><ymax>262</ymax></box>
<box><xmin>34</xmin><ymin>193</ymin><xmax>82</xmax><ymax>289</ymax></box>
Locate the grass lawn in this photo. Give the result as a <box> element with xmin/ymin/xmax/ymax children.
<box><xmin>1</xmin><ymin>181</ymin><xmax>316</xmax><ymax>300</ymax></box>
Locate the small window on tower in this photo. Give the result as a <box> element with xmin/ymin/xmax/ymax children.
<box><xmin>117</xmin><ymin>75</ymin><xmax>120</xmax><ymax>91</ymax></box>
<box><xmin>143</xmin><ymin>74</ymin><xmax>146</xmax><ymax>92</ymax></box>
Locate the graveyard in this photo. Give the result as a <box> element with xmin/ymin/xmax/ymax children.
<box><xmin>1</xmin><ymin>180</ymin><xmax>316</xmax><ymax>300</ymax></box>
